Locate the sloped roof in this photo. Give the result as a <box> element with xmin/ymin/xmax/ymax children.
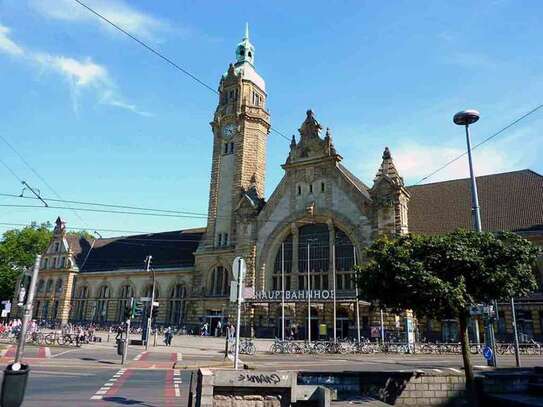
<box><xmin>407</xmin><ymin>170</ymin><xmax>543</xmax><ymax>235</ymax></box>
<box><xmin>338</xmin><ymin>163</ymin><xmax>372</xmax><ymax>200</ymax></box>
<box><xmin>71</xmin><ymin>228</ymin><xmax>205</xmax><ymax>273</ymax></box>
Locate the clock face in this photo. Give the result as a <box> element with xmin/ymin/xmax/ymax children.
<box><xmin>222</xmin><ymin>123</ymin><xmax>236</xmax><ymax>139</ymax></box>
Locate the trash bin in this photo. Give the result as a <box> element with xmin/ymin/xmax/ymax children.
<box><xmin>1</xmin><ymin>363</ymin><xmax>30</xmax><ymax>407</ymax></box>
<box><xmin>117</xmin><ymin>338</ymin><xmax>125</xmax><ymax>356</ymax></box>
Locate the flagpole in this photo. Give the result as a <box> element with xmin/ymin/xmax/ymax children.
<box><xmin>332</xmin><ymin>244</ymin><xmax>337</xmax><ymax>344</ymax></box>
<box><xmin>354</xmin><ymin>247</ymin><xmax>361</xmax><ymax>343</ymax></box>
<box><xmin>281</xmin><ymin>242</ymin><xmax>285</xmax><ymax>342</ymax></box>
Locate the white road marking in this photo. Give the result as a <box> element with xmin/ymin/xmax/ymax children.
<box><xmin>174</xmin><ymin>386</ymin><xmax>180</xmax><ymax>397</ymax></box>
<box><xmin>50</xmin><ymin>349</ymin><xmax>74</xmax><ymax>358</ymax></box>
<box><xmin>177</xmin><ymin>352</ymin><xmax>182</xmax><ymax>361</ymax></box>
<box><xmin>44</xmin><ymin>347</ymin><xmax>51</xmax><ymax>358</ymax></box>
<box><xmin>90</xmin><ymin>368</ymin><xmax>127</xmax><ymax>401</ymax></box>
<box><xmin>133</xmin><ymin>352</ymin><xmax>146</xmax><ymax>361</ymax></box>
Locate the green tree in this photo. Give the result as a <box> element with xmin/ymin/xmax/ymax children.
<box><xmin>0</xmin><ymin>223</ymin><xmax>52</xmax><ymax>301</ymax></box>
<box><xmin>357</xmin><ymin>230</ymin><xmax>540</xmax><ymax>398</ymax></box>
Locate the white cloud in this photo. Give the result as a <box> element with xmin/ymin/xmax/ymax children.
<box><xmin>0</xmin><ymin>22</ymin><xmax>151</xmax><ymax>117</ymax></box>
<box><xmin>392</xmin><ymin>140</ymin><xmax>530</xmax><ymax>185</ymax></box>
<box><xmin>35</xmin><ymin>54</ymin><xmax>108</xmax><ymax>87</ymax></box>
<box><xmin>0</xmin><ymin>24</ymin><xmax>24</xmax><ymax>56</ymax></box>
<box><xmin>30</xmin><ymin>0</ymin><xmax>169</xmax><ymax>41</ymax></box>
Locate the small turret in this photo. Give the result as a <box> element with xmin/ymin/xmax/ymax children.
<box><xmin>235</xmin><ymin>23</ymin><xmax>255</xmax><ymax>66</ymax></box>
<box><xmin>371</xmin><ymin>147</ymin><xmax>410</xmax><ymax>236</ymax></box>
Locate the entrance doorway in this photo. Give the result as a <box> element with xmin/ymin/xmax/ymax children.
<box><xmin>276</xmin><ymin>316</ymin><xmax>292</xmax><ymax>339</ymax></box>
<box><xmin>204</xmin><ymin>311</ymin><xmax>224</xmax><ymax>336</ymax></box>
<box><xmin>337</xmin><ymin>317</ymin><xmax>350</xmax><ymax>339</ymax></box>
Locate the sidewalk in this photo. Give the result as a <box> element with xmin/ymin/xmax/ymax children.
<box><xmin>93</xmin><ymin>332</ymin><xmax>274</xmax><ymax>355</ymax></box>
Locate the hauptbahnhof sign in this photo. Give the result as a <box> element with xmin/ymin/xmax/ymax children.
<box><xmin>250</xmin><ymin>290</ymin><xmax>357</xmax><ymax>302</ymax></box>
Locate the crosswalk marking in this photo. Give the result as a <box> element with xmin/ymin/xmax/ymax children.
<box><xmin>90</xmin><ymin>368</ymin><xmax>127</xmax><ymax>401</ymax></box>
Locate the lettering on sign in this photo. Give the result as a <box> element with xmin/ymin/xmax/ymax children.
<box><xmin>253</xmin><ymin>290</ymin><xmax>335</xmax><ymax>302</ymax></box>
<box><xmin>238</xmin><ymin>373</ymin><xmax>281</xmax><ymax>385</ymax></box>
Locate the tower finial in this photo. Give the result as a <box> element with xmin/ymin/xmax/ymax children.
<box><xmin>244</xmin><ymin>22</ymin><xmax>249</xmax><ymax>40</ymax></box>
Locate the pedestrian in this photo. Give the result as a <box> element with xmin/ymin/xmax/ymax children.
<box><xmin>216</xmin><ymin>320</ymin><xmax>222</xmax><ymax>337</ymax></box>
<box><xmin>203</xmin><ymin>322</ymin><xmax>209</xmax><ymax>336</ymax></box>
<box><xmin>165</xmin><ymin>326</ymin><xmax>173</xmax><ymax>346</ymax></box>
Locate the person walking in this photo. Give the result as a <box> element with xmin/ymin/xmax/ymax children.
<box><xmin>164</xmin><ymin>326</ymin><xmax>173</xmax><ymax>346</ymax></box>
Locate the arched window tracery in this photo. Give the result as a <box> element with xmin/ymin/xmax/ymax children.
<box><xmin>209</xmin><ymin>266</ymin><xmax>229</xmax><ymax>296</ymax></box>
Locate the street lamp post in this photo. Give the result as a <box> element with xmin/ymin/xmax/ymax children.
<box><xmin>453</xmin><ymin>109</ymin><xmax>497</xmax><ymax>367</ymax></box>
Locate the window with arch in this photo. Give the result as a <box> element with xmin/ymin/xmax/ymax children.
<box><xmin>37</xmin><ymin>279</ymin><xmax>45</xmax><ymax>293</ymax></box>
<box><xmin>272</xmin><ymin>223</ymin><xmax>356</xmax><ymax>292</ymax></box>
<box><xmin>95</xmin><ymin>285</ymin><xmax>110</xmax><ymax>322</ymax></box>
<box><xmin>209</xmin><ymin>266</ymin><xmax>229</xmax><ymax>296</ymax></box>
<box><xmin>117</xmin><ymin>284</ymin><xmax>134</xmax><ymax>321</ymax></box>
<box><xmin>45</xmin><ymin>279</ymin><xmax>53</xmax><ymax>293</ymax></box>
<box><xmin>55</xmin><ymin>279</ymin><xmax>63</xmax><ymax>294</ymax></box>
<box><xmin>144</xmin><ymin>285</ymin><xmax>159</xmax><ymax>299</ymax></box>
<box><xmin>168</xmin><ymin>284</ymin><xmax>186</xmax><ymax>325</ymax></box>
<box><xmin>74</xmin><ymin>286</ymin><xmax>89</xmax><ymax>321</ymax></box>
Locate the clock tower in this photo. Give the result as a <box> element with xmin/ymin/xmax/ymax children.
<box><xmin>204</xmin><ymin>24</ymin><xmax>270</xmax><ymax>250</ymax></box>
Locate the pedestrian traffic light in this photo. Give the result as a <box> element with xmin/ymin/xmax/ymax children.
<box><xmin>132</xmin><ymin>300</ymin><xmax>144</xmax><ymax>318</ymax></box>
<box><xmin>151</xmin><ymin>305</ymin><xmax>159</xmax><ymax>320</ymax></box>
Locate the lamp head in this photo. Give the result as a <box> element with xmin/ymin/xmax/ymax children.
<box><xmin>453</xmin><ymin>109</ymin><xmax>480</xmax><ymax>126</ymax></box>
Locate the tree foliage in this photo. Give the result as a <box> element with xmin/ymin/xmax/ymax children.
<box><xmin>0</xmin><ymin>223</ymin><xmax>52</xmax><ymax>300</ymax></box>
<box><xmin>357</xmin><ymin>230</ymin><xmax>540</xmax><ymax>319</ymax></box>
<box><xmin>357</xmin><ymin>229</ymin><xmax>540</xmax><ymax>394</ymax></box>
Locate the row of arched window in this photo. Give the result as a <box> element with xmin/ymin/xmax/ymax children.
<box><xmin>36</xmin><ymin>278</ymin><xmax>63</xmax><ymax>294</ymax></box>
<box><xmin>71</xmin><ymin>284</ymin><xmax>187</xmax><ymax>323</ymax></box>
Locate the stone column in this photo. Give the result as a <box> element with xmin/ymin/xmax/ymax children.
<box><xmin>291</xmin><ymin>223</ymin><xmax>299</xmax><ymax>289</ymax></box>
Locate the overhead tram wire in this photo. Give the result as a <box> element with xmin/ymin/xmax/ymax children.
<box><xmin>71</xmin><ymin>0</ymin><xmax>291</xmax><ymax>142</ymax></box>
<box><xmin>0</xmin><ymin>133</ymin><xmax>88</xmax><ymax>224</ymax></box>
<box><xmin>415</xmin><ymin>104</ymin><xmax>543</xmax><ymax>185</ymax></box>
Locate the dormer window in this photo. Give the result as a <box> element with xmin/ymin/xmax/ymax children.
<box><xmin>54</xmin><ymin>242</ymin><xmax>60</xmax><ymax>253</ymax></box>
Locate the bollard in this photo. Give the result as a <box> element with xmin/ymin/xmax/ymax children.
<box><xmin>117</xmin><ymin>338</ymin><xmax>126</xmax><ymax>356</ymax></box>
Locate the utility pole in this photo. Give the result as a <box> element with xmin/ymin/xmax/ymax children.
<box><xmin>511</xmin><ymin>298</ymin><xmax>521</xmax><ymax>367</ymax></box>
<box><xmin>14</xmin><ymin>255</ymin><xmax>41</xmax><ymax>368</ymax></box>
<box><xmin>145</xmin><ymin>255</ymin><xmax>154</xmax><ymax>351</ymax></box>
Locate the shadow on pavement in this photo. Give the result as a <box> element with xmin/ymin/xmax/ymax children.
<box><xmin>102</xmin><ymin>396</ymin><xmax>155</xmax><ymax>406</ymax></box>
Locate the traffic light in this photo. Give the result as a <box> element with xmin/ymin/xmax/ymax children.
<box><xmin>151</xmin><ymin>305</ymin><xmax>159</xmax><ymax>320</ymax></box>
<box><xmin>123</xmin><ymin>305</ymin><xmax>131</xmax><ymax>320</ymax></box>
<box><xmin>132</xmin><ymin>300</ymin><xmax>144</xmax><ymax>318</ymax></box>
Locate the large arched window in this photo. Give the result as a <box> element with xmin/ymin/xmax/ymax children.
<box><xmin>74</xmin><ymin>286</ymin><xmax>89</xmax><ymax>321</ymax></box>
<box><xmin>209</xmin><ymin>266</ymin><xmax>229</xmax><ymax>296</ymax></box>
<box><xmin>117</xmin><ymin>284</ymin><xmax>134</xmax><ymax>321</ymax></box>
<box><xmin>168</xmin><ymin>284</ymin><xmax>186</xmax><ymax>325</ymax></box>
<box><xmin>298</xmin><ymin>224</ymin><xmax>329</xmax><ymax>290</ymax></box>
<box><xmin>95</xmin><ymin>285</ymin><xmax>110</xmax><ymax>322</ymax></box>
<box><xmin>335</xmin><ymin>229</ymin><xmax>355</xmax><ymax>290</ymax></box>
<box><xmin>272</xmin><ymin>223</ymin><xmax>356</xmax><ymax>292</ymax></box>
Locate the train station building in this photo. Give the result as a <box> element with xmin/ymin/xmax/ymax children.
<box><xmin>19</xmin><ymin>27</ymin><xmax>543</xmax><ymax>342</ymax></box>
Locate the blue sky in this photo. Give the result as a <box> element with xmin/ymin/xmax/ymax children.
<box><xmin>1</xmin><ymin>0</ymin><xmax>542</xmax><ymax>236</ymax></box>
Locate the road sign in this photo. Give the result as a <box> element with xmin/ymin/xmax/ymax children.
<box><xmin>230</xmin><ymin>281</ymin><xmax>244</xmax><ymax>303</ymax></box>
<box><xmin>152</xmin><ymin>301</ymin><xmax>159</xmax><ymax>307</ymax></box>
<box><xmin>232</xmin><ymin>257</ymin><xmax>246</xmax><ymax>281</ymax></box>
<box><xmin>483</xmin><ymin>346</ymin><xmax>493</xmax><ymax>361</ymax></box>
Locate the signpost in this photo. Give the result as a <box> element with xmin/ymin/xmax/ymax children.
<box><xmin>232</xmin><ymin>256</ymin><xmax>246</xmax><ymax>370</ymax></box>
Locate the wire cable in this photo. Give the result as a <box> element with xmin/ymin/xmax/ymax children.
<box><xmin>415</xmin><ymin>104</ymin><xmax>543</xmax><ymax>185</ymax></box>
<box><xmin>71</xmin><ymin>0</ymin><xmax>291</xmax><ymax>141</ymax></box>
